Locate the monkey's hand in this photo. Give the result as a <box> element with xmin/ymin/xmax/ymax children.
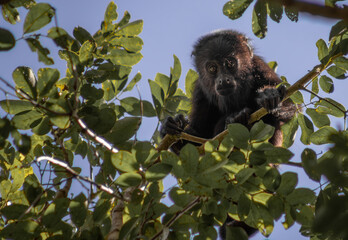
<box><xmin>256</xmin><ymin>85</ymin><xmax>286</xmax><ymax>111</ymax></box>
<box><xmin>160</xmin><ymin>114</ymin><xmax>189</xmax><ymax>138</ymax></box>
<box><xmin>225</xmin><ymin>108</ymin><xmax>252</xmax><ymax>127</ymax></box>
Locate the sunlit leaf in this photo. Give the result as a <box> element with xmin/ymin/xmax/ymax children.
<box><xmin>319</xmin><ymin>75</ymin><xmax>334</xmax><ymax>93</ymax></box>
<box><xmin>115</xmin><ymin>172</ymin><xmax>142</xmax><ymax>187</ymax></box>
<box><xmin>37</xmin><ymin>68</ymin><xmax>59</xmax><ymax>97</ymax></box>
<box><xmin>23</xmin><ymin>3</ymin><xmax>55</xmax><ymax>34</ymax></box>
<box><xmin>145</xmin><ymin>163</ymin><xmax>172</xmax><ymax>181</ymax></box>
<box><xmin>310</xmin><ymin>126</ymin><xmax>337</xmax><ymax>145</ymax></box>
<box><xmin>306</xmin><ymin>108</ymin><xmax>330</xmax><ymax>128</ymax></box>
<box><xmin>223</xmin><ymin>0</ymin><xmax>253</xmax><ymax>20</ymax></box>
<box><xmin>111</xmin><ymin>151</ymin><xmax>139</xmax><ymax>173</ymax></box>
<box><xmin>13</xmin><ymin>66</ymin><xmax>37</xmax><ymax>99</ymax></box>
<box><xmin>252</xmin><ymin>0</ymin><xmax>267</xmax><ymax>39</ymax></box>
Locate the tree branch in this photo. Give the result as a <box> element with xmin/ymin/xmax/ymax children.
<box><xmin>150</xmin><ymin>196</ymin><xmax>202</xmax><ymax>240</ymax></box>
<box><xmin>36</xmin><ymin>156</ymin><xmax>122</xmax><ymax>198</ymax></box>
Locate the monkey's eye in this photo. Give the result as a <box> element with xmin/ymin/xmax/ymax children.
<box><xmin>207</xmin><ymin>63</ymin><xmax>217</xmax><ymax>74</ymax></box>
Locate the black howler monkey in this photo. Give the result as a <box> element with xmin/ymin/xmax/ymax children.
<box><xmin>160</xmin><ymin>30</ymin><xmax>296</xmax><ymax>238</ymax></box>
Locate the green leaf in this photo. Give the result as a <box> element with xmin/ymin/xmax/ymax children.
<box><xmin>12</xmin><ymin>110</ymin><xmax>42</xmax><ymax>129</ymax></box>
<box><xmin>180</xmin><ymin>144</ymin><xmax>199</xmax><ymax>175</ymax></box>
<box><xmin>290</xmin><ymin>90</ymin><xmax>304</xmax><ymax>104</ymax></box>
<box><xmin>311</xmin><ymin>77</ymin><xmax>319</xmax><ymax>101</ymax></box>
<box><xmin>265</xmin><ymin>147</ymin><xmax>293</xmax><ymax>164</ymax></box>
<box><xmin>250</xmin><ymin>120</ymin><xmax>275</xmax><ymax>142</ymax></box>
<box><xmin>33</xmin><ymin>117</ymin><xmax>51</xmax><ymax>135</ymax></box>
<box><xmin>227</xmin><ymin>123</ymin><xmax>250</xmax><ymax>149</ymax></box>
<box><xmin>102</xmin><ymin>80</ymin><xmax>116</xmax><ymax>101</ymax></box>
<box><xmin>319</xmin><ymin>75</ymin><xmax>334</xmax><ymax>93</ymax></box>
<box><xmin>281</xmin><ymin>115</ymin><xmax>298</xmax><ymax>148</ymax></box>
<box><xmin>185</xmin><ymin>69</ymin><xmax>198</xmax><ymax>99</ymax></box>
<box><xmin>284</xmin><ymin>6</ymin><xmax>298</xmax><ymax>22</ymax></box>
<box><xmin>26</xmin><ymin>38</ymin><xmax>54</xmax><ymax>65</ymax></box>
<box><xmin>225</xmin><ymin>225</ymin><xmax>249</xmax><ymax>240</ymax></box>
<box><xmin>108</xmin><ymin>49</ymin><xmax>142</xmax><ymax>67</ymax></box>
<box><xmin>298</xmin><ymin>114</ymin><xmax>314</xmax><ymax>145</ymax></box>
<box><xmin>249</xmin><ymin>150</ymin><xmax>267</xmax><ymax>165</ymax></box>
<box><xmin>286</xmin><ymin>188</ymin><xmax>316</xmax><ymax>205</ymax></box>
<box><xmin>263</xmin><ymin>168</ymin><xmax>281</xmax><ymax>192</ymax></box>
<box><xmin>169</xmin><ymin>187</ymin><xmax>195</xmax><ymax>207</ymax></box>
<box><xmin>306</xmin><ymin>108</ymin><xmax>330</xmax><ymax>128</ymax></box>
<box><xmin>69</xmin><ymin>194</ymin><xmax>87</xmax><ymax>227</ymax></box>
<box><xmin>327</xmin><ymin>65</ymin><xmax>346</xmax><ymax>79</ymax></box>
<box><xmin>267</xmin><ymin>196</ymin><xmax>284</xmax><ymax>219</ymax></box>
<box><xmin>267</xmin><ymin>1</ymin><xmax>283</xmax><ymax>23</ymax></box>
<box><xmin>80</xmin><ymin>84</ymin><xmax>104</xmax><ymax>101</ymax></box>
<box><xmin>37</xmin><ymin>68</ymin><xmax>59</xmax><ymax>97</ymax></box>
<box><xmin>13</xmin><ymin>66</ymin><xmax>37</xmax><ymax>99</ymax></box>
<box><xmin>316</xmin><ymin>39</ymin><xmax>329</xmax><ymax>63</ymax></box>
<box><xmin>120</xmin><ymin>97</ymin><xmax>156</xmax><ymax>117</ymax></box>
<box><xmin>310</xmin><ymin>126</ymin><xmax>338</xmax><ymax>145</ymax></box>
<box><xmin>171</xmin><ymin>55</ymin><xmax>182</xmax><ymax>83</ymax></box>
<box><xmin>276</xmin><ymin>172</ymin><xmax>298</xmax><ymax>196</ymax></box>
<box><xmin>124</xmin><ymin>72</ymin><xmax>142</xmax><ymax>92</ymax></box>
<box><xmin>236</xmin><ymin>168</ymin><xmax>256</xmax><ymax>185</ymax></box>
<box><xmin>223</xmin><ymin>0</ymin><xmax>253</xmax><ymax>20</ymax></box>
<box><xmin>93</xmin><ymin>199</ymin><xmax>111</xmax><ymax>223</ymax></box>
<box><xmin>115</xmin><ymin>20</ymin><xmax>143</xmax><ymax>36</ymax></box>
<box><xmin>148</xmin><ymin>80</ymin><xmax>164</xmax><ymax>118</ymax></box>
<box><xmin>109</xmin><ymin>36</ymin><xmax>143</xmax><ymax>52</ymax></box>
<box><xmin>333</xmin><ymin>56</ymin><xmax>348</xmax><ymax>70</ymax></box>
<box><xmin>79</xmin><ymin>40</ymin><xmax>95</xmax><ymax>65</ymax></box>
<box><xmin>0</xmin><ymin>28</ymin><xmax>15</xmax><ymax>51</ymax></box>
<box><xmin>238</xmin><ymin>193</ymin><xmax>251</xmax><ymax>220</ymax></box>
<box><xmin>0</xmin><ymin>220</ymin><xmax>39</xmax><ymax>239</ymax></box>
<box><xmin>73</xmin><ymin>26</ymin><xmax>94</xmax><ymax>44</ymax></box>
<box><xmin>0</xmin><ymin>204</ymin><xmax>29</xmax><ymax>220</ymax></box>
<box><xmin>111</xmin><ymin>151</ymin><xmax>139</xmax><ymax>173</ymax></box>
<box><xmin>268</xmin><ymin>61</ymin><xmax>278</xmax><ymax>71</ymax></box>
<box><xmin>23</xmin><ymin>3</ymin><xmax>55</xmax><ymax>34</ymax></box>
<box><xmin>103</xmin><ymin>1</ymin><xmax>117</xmax><ymax>32</ymax></box>
<box><xmin>301</xmin><ymin>148</ymin><xmax>321</xmax><ymax>182</ymax></box>
<box><xmin>115</xmin><ymin>172</ymin><xmax>142</xmax><ymax>187</ymax></box>
<box><xmin>252</xmin><ymin>0</ymin><xmax>267</xmax><ymax>39</ymax></box>
<box><xmin>0</xmin><ymin>100</ymin><xmax>33</xmax><ymax>114</ymax></box>
<box><xmin>48</xmin><ymin>27</ymin><xmax>79</xmax><ymax>51</ymax></box>
<box><xmin>105</xmin><ymin>117</ymin><xmax>141</xmax><ymax>145</ymax></box>
<box><xmin>316</xmin><ymin>98</ymin><xmax>346</xmax><ymax>117</ymax></box>
<box><xmin>145</xmin><ymin>163</ymin><xmax>172</xmax><ymax>181</ymax></box>
<box><xmin>2</xmin><ymin>5</ymin><xmax>20</xmax><ymax>24</ymax></box>
<box><xmin>13</xmin><ymin>133</ymin><xmax>31</xmax><ymax>155</ymax></box>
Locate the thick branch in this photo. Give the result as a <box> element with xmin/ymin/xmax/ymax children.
<box><xmin>271</xmin><ymin>0</ymin><xmax>348</xmax><ymax>21</ymax></box>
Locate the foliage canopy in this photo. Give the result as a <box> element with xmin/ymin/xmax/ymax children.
<box><xmin>0</xmin><ymin>0</ymin><xmax>347</xmax><ymax>240</ymax></box>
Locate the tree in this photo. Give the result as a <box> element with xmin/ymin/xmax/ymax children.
<box><xmin>0</xmin><ymin>0</ymin><xmax>347</xmax><ymax>240</ymax></box>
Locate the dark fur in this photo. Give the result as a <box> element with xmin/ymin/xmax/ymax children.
<box><xmin>160</xmin><ymin>30</ymin><xmax>296</xmax><ymax>238</ymax></box>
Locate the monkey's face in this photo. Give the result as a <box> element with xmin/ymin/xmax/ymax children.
<box><xmin>205</xmin><ymin>56</ymin><xmax>240</xmax><ymax>96</ymax></box>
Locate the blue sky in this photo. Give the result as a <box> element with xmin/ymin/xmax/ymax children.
<box><xmin>0</xmin><ymin>0</ymin><xmax>347</xmax><ymax>239</ymax></box>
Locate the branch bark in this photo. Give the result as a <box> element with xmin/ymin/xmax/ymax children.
<box><xmin>271</xmin><ymin>0</ymin><xmax>348</xmax><ymax>21</ymax></box>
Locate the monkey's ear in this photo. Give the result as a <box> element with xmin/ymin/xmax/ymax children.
<box><xmin>238</xmin><ymin>34</ymin><xmax>254</xmax><ymax>58</ymax></box>
<box><xmin>244</xmin><ymin>39</ymin><xmax>253</xmax><ymax>58</ymax></box>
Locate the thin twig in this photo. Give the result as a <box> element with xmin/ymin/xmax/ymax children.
<box><xmin>36</xmin><ymin>156</ymin><xmax>122</xmax><ymax>198</ymax></box>
<box><xmin>150</xmin><ymin>196</ymin><xmax>202</xmax><ymax>240</ymax></box>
